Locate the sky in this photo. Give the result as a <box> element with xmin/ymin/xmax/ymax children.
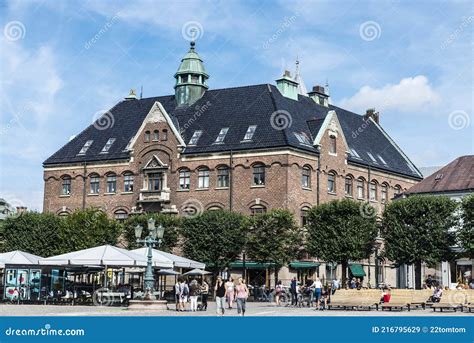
<box><xmin>0</xmin><ymin>0</ymin><xmax>472</xmax><ymax>212</ymax></box>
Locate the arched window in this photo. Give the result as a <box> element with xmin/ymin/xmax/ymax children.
<box><xmin>327</xmin><ymin>171</ymin><xmax>336</xmax><ymax>193</ymax></box>
<box><xmin>114</xmin><ymin>210</ymin><xmax>128</xmax><ymax>222</ymax></box>
<box><xmin>302</xmin><ymin>166</ymin><xmax>311</xmax><ymax>188</ymax></box>
<box><xmin>394</xmin><ymin>185</ymin><xmax>402</xmax><ymax>195</ymax></box>
<box><xmin>370</xmin><ymin>180</ymin><xmax>378</xmax><ymax>201</ymax></box>
<box><xmin>179</xmin><ymin>168</ymin><xmax>190</xmax><ymax>190</ymax></box>
<box><xmin>89</xmin><ymin>173</ymin><xmax>100</xmax><ymax>194</ymax></box>
<box><xmin>357</xmin><ymin>177</ymin><xmax>365</xmax><ymax>199</ymax></box>
<box><xmin>381</xmin><ymin>183</ymin><xmax>389</xmax><ymax>203</ymax></box>
<box><xmin>345</xmin><ymin>175</ymin><xmax>353</xmax><ymax>197</ymax></box>
<box><xmin>144</xmin><ymin>131</ymin><xmax>150</xmax><ymax>142</ymax></box>
<box><xmin>106</xmin><ymin>173</ymin><xmax>117</xmax><ymax>193</ymax></box>
<box><xmin>124</xmin><ymin>172</ymin><xmax>134</xmax><ymax>192</ymax></box>
<box><xmin>252</xmin><ymin>163</ymin><xmax>265</xmax><ymax>186</ymax></box>
<box><xmin>153</xmin><ymin>130</ymin><xmax>159</xmax><ymax>141</ymax></box>
<box><xmin>329</xmin><ymin>135</ymin><xmax>336</xmax><ymax>154</ymax></box>
<box><xmin>61</xmin><ymin>176</ymin><xmax>71</xmax><ymax>195</ymax></box>
<box><xmin>162</xmin><ymin>129</ymin><xmax>168</xmax><ymax>141</ymax></box>
<box><xmin>197</xmin><ymin>167</ymin><xmax>210</xmax><ymax>189</ymax></box>
<box><xmin>250</xmin><ymin>205</ymin><xmax>267</xmax><ymax>216</ymax></box>
<box><xmin>301</xmin><ymin>206</ymin><xmax>310</xmax><ymax>226</ymax></box>
<box><xmin>217</xmin><ymin>166</ymin><xmax>229</xmax><ymax>188</ymax></box>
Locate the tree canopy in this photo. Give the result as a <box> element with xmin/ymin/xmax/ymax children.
<box><xmin>306</xmin><ymin>199</ymin><xmax>378</xmax><ymax>285</ymax></box>
<box><xmin>381</xmin><ymin>195</ymin><xmax>458</xmax><ymax>267</ymax></box>
<box><xmin>246</xmin><ymin>209</ymin><xmax>302</xmax><ymax>268</ymax></box>
<box><xmin>1</xmin><ymin>209</ymin><xmax>121</xmax><ymax>257</ymax></box>
<box><xmin>181</xmin><ymin>210</ymin><xmax>247</xmax><ymax>273</ymax></box>
<box><xmin>458</xmin><ymin>194</ymin><xmax>474</xmax><ymax>258</ymax></box>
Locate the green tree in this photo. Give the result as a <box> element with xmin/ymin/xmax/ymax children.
<box><xmin>181</xmin><ymin>210</ymin><xmax>247</xmax><ymax>274</ymax></box>
<box><xmin>60</xmin><ymin>208</ymin><xmax>121</xmax><ymax>252</ymax></box>
<box><xmin>122</xmin><ymin>213</ymin><xmax>181</xmax><ymax>252</ymax></box>
<box><xmin>246</xmin><ymin>209</ymin><xmax>302</xmax><ymax>284</ymax></box>
<box><xmin>306</xmin><ymin>199</ymin><xmax>378</xmax><ymax>286</ymax></box>
<box><xmin>381</xmin><ymin>195</ymin><xmax>458</xmax><ymax>288</ymax></box>
<box><xmin>458</xmin><ymin>194</ymin><xmax>474</xmax><ymax>259</ymax></box>
<box><xmin>1</xmin><ymin>212</ymin><xmax>63</xmax><ymax>257</ymax></box>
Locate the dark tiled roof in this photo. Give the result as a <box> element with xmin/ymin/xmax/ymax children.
<box><xmin>405</xmin><ymin>155</ymin><xmax>474</xmax><ymax>194</ymax></box>
<box><xmin>43</xmin><ymin>84</ymin><xmax>422</xmax><ymax>179</ymax></box>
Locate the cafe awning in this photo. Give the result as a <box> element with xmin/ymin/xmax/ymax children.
<box><xmin>349</xmin><ymin>263</ymin><xmax>366</xmax><ymax>277</ymax></box>
<box><xmin>131</xmin><ymin>248</ymin><xmax>204</xmax><ymax>269</ymax></box>
<box><xmin>289</xmin><ymin>261</ymin><xmax>321</xmax><ymax>269</ymax></box>
<box><xmin>229</xmin><ymin>261</ymin><xmax>276</xmax><ymax>269</ymax></box>
<box><xmin>0</xmin><ymin>250</ymin><xmax>43</xmax><ymax>265</ymax></box>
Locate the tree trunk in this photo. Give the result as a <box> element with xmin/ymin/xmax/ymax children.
<box><xmin>415</xmin><ymin>260</ymin><xmax>422</xmax><ymax>290</ymax></box>
<box><xmin>274</xmin><ymin>268</ymin><xmax>279</xmax><ymax>288</ymax></box>
<box><xmin>341</xmin><ymin>260</ymin><xmax>348</xmax><ymax>288</ymax></box>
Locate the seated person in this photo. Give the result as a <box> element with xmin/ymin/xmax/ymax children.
<box><xmin>432</xmin><ymin>287</ymin><xmax>442</xmax><ymax>302</ymax></box>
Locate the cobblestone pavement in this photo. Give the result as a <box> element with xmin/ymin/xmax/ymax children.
<box><xmin>1</xmin><ymin>302</ymin><xmax>471</xmax><ymax>316</ymax></box>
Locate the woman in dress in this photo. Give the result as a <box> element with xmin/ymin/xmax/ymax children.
<box><xmin>225</xmin><ymin>277</ymin><xmax>235</xmax><ymax>309</ymax></box>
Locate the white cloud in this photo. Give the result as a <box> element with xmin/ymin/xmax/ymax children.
<box><xmin>339</xmin><ymin>75</ymin><xmax>440</xmax><ymax>113</ymax></box>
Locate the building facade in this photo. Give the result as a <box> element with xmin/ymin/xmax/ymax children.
<box><xmin>398</xmin><ymin>155</ymin><xmax>473</xmax><ymax>289</ymax></box>
<box><xmin>43</xmin><ymin>42</ymin><xmax>423</xmax><ymax>287</ymax></box>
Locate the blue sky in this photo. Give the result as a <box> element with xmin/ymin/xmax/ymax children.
<box><xmin>0</xmin><ymin>0</ymin><xmax>472</xmax><ymax>211</ymax></box>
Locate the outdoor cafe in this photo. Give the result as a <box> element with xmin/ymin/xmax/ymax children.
<box><xmin>0</xmin><ymin>245</ymin><xmax>206</xmax><ymax>305</ymax></box>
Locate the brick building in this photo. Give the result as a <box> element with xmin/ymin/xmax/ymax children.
<box><xmin>43</xmin><ymin>41</ymin><xmax>422</xmax><ymax>287</ymax></box>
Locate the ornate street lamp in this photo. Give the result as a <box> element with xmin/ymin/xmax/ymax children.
<box><xmin>135</xmin><ymin>218</ymin><xmax>165</xmax><ymax>300</ymax></box>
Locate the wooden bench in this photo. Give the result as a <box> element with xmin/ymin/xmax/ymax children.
<box><xmin>432</xmin><ymin>290</ymin><xmax>467</xmax><ymax>312</ymax></box>
<box><xmin>381</xmin><ymin>292</ymin><xmax>412</xmax><ymax>311</ymax></box>
<box><xmin>328</xmin><ymin>290</ymin><xmax>379</xmax><ymax>311</ymax></box>
<box><xmin>463</xmin><ymin>290</ymin><xmax>474</xmax><ymax>313</ymax></box>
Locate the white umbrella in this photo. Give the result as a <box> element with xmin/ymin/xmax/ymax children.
<box><xmin>131</xmin><ymin>248</ymin><xmax>205</xmax><ymax>269</ymax></box>
<box><xmin>130</xmin><ymin>248</ymin><xmax>174</xmax><ymax>269</ymax></box>
<box><xmin>0</xmin><ymin>250</ymin><xmax>43</xmax><ymax>265</ymax></box>
<box><xmin>183</xmin><ymin>268</ymin><xmax>212</xmax><ymax>276</ymax></box>
<box><xmin>156</xmin><ymin>269</ymin><xmax>180</xmax><ymax>276</ymax></box>
<box><xmin>0</xmin><ymin>258</ymin><xmax>6</xmax><ymax>268</ymax></box>
<box><xmin>39</xmin><ymin>245</ymin><xmax>147</xmax><ymax>267</ymax></box>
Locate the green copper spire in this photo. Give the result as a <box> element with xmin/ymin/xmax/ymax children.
<box><xmin>174</xmin><ymin>41</ymin><xmax>209</xmax><ymax>106</ymax></box>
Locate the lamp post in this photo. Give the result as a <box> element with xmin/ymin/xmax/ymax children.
<box><xmin>135</xmin><ymin>218</ymin><xmax>165</xmax><ymax>300</ymax></box>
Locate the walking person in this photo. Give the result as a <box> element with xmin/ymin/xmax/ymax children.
<box><xmin>235</xmin><ymin>277</ymin><xmax>249</xmax><ymax>316</ymax></box>
<box><xmin>312</xmin><ymin>277</ymin><xmax>322</xmax><ymax>308</ymax></box>
<box><xmin>290</xmin><ymin>277</ymin><xmax>297</xmax><ymax>306</ymax></box>
<box><xmin>226</xmin><ymin>277</ymin><xmax>235</xmax><ymax>309</ymax></box>
<box><xmin>215</xmin><ymin>276</ymin><xmax>227</xmax><ymax>316</ymax></box>
<box><xmin>331</xmin><ymin>278</ymin><xmax>340</xmax><ymax>295</ymax></box>
<box><xmin>178</xmin><ymin>278</ymin><xmax>189</xmax><ymax>312</ymax></box>
<box><xmin>175</xmin><ymin>279</ymin><xmax>180</xmax><ymax>311</ymax></box>
<box><xmin>189</xmin><ymin>279</ymin><xmax>199</xmax><ymax>312</ymax></box>
<box><xmin>200</xmin><ymin>278</ymin><xmax>209</xmax><ymax>311</ymax></box>
<box><xmin>275</xmin><ymin>280</ymin><xmax>283</xmax><ymax>306</ymax></box>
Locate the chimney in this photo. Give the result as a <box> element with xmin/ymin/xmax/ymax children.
<box><xmin>364</xmin><ymin>108</ymin><xmax>380</xmax><ymax>124</ymax></box>
<box><xmin>308</xmin><ymin>85</ymin><xmax>329</xmax><ymax>107</ymax></box>
<box><xmin>276</xmin><ymin>70</ymin><xmax>299</xmax><ymax>100</ymax></box>
<box><xmin>16</xmin><ymin>206</ymin><xmax>27</xmax><ymax>214</ymax></box>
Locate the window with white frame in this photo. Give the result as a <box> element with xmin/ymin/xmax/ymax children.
<box><xmin>215</xmin><ymin>128</ymin><xmax>229</xmax><ymax>143</ymax></box>
<box><xmin>252</xmin><ymin>164</ymin><xmax>265</xmax><ymax>186</ymax></box>
<box><xmin>62</xmin><ymin>176</ymin><xmax>71</xmax><ymax>195</ymax></box>
<box><xmin>357</xmin><ymin>178</ymin><xmax>365</xmax><ymax>199</ymax></box>
<box><xmin>345</xmin><ymin>176</ymin><xmax>353</xmax><ymax>197</ymax></box>
<box><xmin>243</xmin><ymin>125</ymin><xmax>257</xmax><ymax>141</ymax></box>
<box><xmin>124</xmin><ymin>173</ymin><xmax>134</xmax><ymax>192</ymax></box>
<box><xmin>327</xmin><ymin>172</ymin><xmax>336</xmax><ymax>193</ymax></box>
<box><xmin>302</xmin><ymin>166</ymin><xmax>311</xmax><ymax>188</ymax></box>
<box><xmin>101</xmin><ymin>138</ymin><xmax>116</xmax><ymax>153</ymax></box>
<box><xmin>90</xmin><ymin>174</ymin><xmax>100</xmax><ymax>194</ymax></box>
<box><xmin>197</xmin><ymin>167</ymin><xmax>210</xmax><ymax>189</ymax></box>
<box><xmin>179</xmin><ymin>169</ymin><xmax>191</xmax><ymax>190</ymax></box>
<box><xmin>188</xmin><ymin>130</ymin><xmax>203</xmax><ymax>145</ymax></box>
<box><xmin>370</xmin><ymin>181</ymin><xmax>377</xmax><ymax>201</ymax></box>
<box><xmin>106</xmin><ymin>174</ymin><xmax>117</xmax><ymax>193</ymax></box>
<box><xmin>217</xmin><ymin>166</ymin><xmax>229</xmax><ymax>188</ymax></box>
<box><xmin>78</xmin><ymin>140</ymin><xmax>93</xmax><ymax>155</ymax></box>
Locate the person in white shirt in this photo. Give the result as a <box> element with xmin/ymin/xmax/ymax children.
<box><xmin>311</xmin><ymin>278</ymin><xmax>323</xmax><ymax>307</ymax></box>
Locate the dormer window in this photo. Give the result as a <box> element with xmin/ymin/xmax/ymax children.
<box><xmin>367</xmin><ymin>152</ymin><xmax>378</xmax><ymax>164</ymax></box>
<box><xmin>215</xmin><ymin>128</ymin><xmax>229</xmax><ymax>143</ymax></box>
<box><xmin>188</xmin><ymin>130</ymin><xmax>203</xmax><ymax>145</ymax></box>
<box><xmin>243</xmin><ymin>125</ymin><xmax>257</xmax><ymax>141</ymax></box>
<box><xmin>351</xmin><ymin>148</ymin><xmax>361</xmax><ymax>159</ymax></box>
<box><xmin>377</xmin><ymin>154</ymin><xmax>388</xmax><ymax>165</ymax></box>
<box><xmin>101</xmin><ymin>138</ymin><xmax>116</xmax><ymax>153</ymax></box>
<box><xmin>144</xmin><ymin>131</ymin><xmax>150</xmax><ymax>142</ymax></box>
<box><xmin>294</xmin><ymin>132</ymin><xmax>311</xmax><ymax>145</ymax></box>
<box><xmin>78</xmin><ymin>140</ymin><xmax>93</xmax><ymax>155</ymax></box>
